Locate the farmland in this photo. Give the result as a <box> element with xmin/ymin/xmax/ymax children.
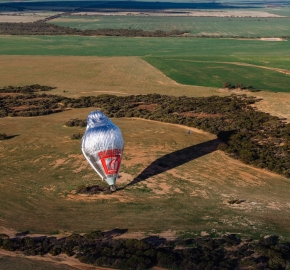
<box><xmin>0</xmin><ymin>36</ymin><xmax>289</xmax><ymax>65</ymax></box>
<box><xmin>51</xmin><ymin>15</ymin><xmax>290</xmax><ymax>38</ymax></box>
<box><xmin>0</xmin><ymin>0</ymin><xmax>290</xmax><ymax>268</ymax></box>
<box><xmin>0</xmin><ymin>36</ymin><xmax>290</xmax><ymax>93</ymax></box>
<box><xmin>0</xmin><ymin>11</ymin><xmax>59</xmax><ymax>23</ymax></box>
<box><xmin>143</xmin><ymin>57</ymin><xmax>290</xmax><ymax>92</ymax></box>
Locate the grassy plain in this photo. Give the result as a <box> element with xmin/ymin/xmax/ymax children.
<box><xmin>0</xmin><ymin>3</ymin><xmax>289</xmax><ymax>269</ymax></box>
<box><xmin>1</xmin><ymin>109</ymin><xmax>290</xmax><ymax>240</ymax></box>
<box><xmin>0</xmin><ymin>55</ymin><xmax>219</xmax><ymax>97</ymax></box>
<box><xmin>0</xmin><ymin>2</ymin><xmax>290</xmax><ymax>241</ymax></box>
<box><xmin>144</xmin><ymin>57</ymin><xmax>290</xmax><ymax>92</ymax></box>
<box><xmin>51</xmin><ymin>15</ymin><xmax>290</xmax><ymax>38</ymax></box>
<box><xmin>1</xmin><ymin>55</ymin><xmax>290</xmax><ymax>121</ymax></box>
<box><xmin>0</xmin><ymin>11</ymin><xmax>58</xmax><ymax>23</ymax></box>
<box><xmin>0</xmin><ymin>35</ymin><xmax>290</xmax><ymax>62</ymax></box>
<box><xmin>0</xmin><ymin>36</ymin><xmax>290</xmax><ymax>93</ymax></box>
<box><xmin>0</xmin><ymin>255</ymin><xmax>76</xmax><ymax>270</ymax></box>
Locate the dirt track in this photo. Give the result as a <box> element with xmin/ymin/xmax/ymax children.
<box><xmin>0</xmin><ymin>248</ymin><xmax>112</xmax><ymax>270</ymax></box>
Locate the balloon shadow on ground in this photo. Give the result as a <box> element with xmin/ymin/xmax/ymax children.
<box><xmin>103</xmin><ymin>228</ymin><xmax>128</xmax><ymax>239</ymax></box>
<box><xmin>15</xmin><ymin>231</ymin><xmax>30</xmax><ymax>237</ymax></box>
<box><xmin>3</xmin><ymin>134</ymin><xmax>20</xmax><ymax>140</ymax></box>
<box><xmin>142</xmin><ymin>236</ymin><xmax>168</xmax><ymax>247</ymax></box>
<box><xmin>122</xmin><ymin>138</ymin><xmax>220</xmax><ymax>188</ymax></box>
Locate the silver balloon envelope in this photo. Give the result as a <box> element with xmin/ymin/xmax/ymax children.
<box><xmin>81</xmin><ymin>110</ymin><xmax>124</xmax><ymax>187</ymax></box>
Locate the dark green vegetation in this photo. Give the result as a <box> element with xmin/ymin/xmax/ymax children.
<box><xmin>65</xmin><ymin>118</ymin><xmax>86</xmax><ymax>127</ymax></box>
<box><xmin>0</xmin><ymin>84</ymin><xmax>55</xmax><ymax>93</ymax></box>
<box><xmin>144</xmin><ymin>57</ymin><xmax>290</xmax><ymax>92</ymax></box>
<box><xmin>0</xmin><ymin>85</ymin><xmax>63</xmax><ymax>117</ymax></box>
<box><xmin>0</xmin><ymin>22</ymin><xmax>186</xmax><ymax>37</ymax></box>
<box><xmin>1</xmin><ymin>231</ymin><xmax>290</xmax><ymax>270</ymax></box>
<box><xmin>1</xmin><ymin>85</ymin><xmax>289</xmax><ymax>178</ymax></box>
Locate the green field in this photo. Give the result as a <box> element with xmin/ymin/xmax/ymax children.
<box><xmin>143</xmin><ymin>57</ymin><xmax>290</xmax><ymax>92</ymax></box>
<box><xmin>0</xmin><ymin>35</ymin><xmax>289</xmax><ymax>60</ymax></box>
<box><xmin>51</xmin><ymin>15</ymin><xmax>290</xmax><ymax>38</ymax></box>
<box><xmin>0</xmin><ymin>35</ymin><xmax>289</xmax><ymax>92</ymax></box>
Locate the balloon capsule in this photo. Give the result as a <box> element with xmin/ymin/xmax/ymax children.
<box><xmin>81</xmin><ymin>110</ymin><xmax>124</xmax><ymax>191</ymax></box>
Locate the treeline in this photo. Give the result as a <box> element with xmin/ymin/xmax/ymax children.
<box><xmin>1</xmin><ymin>21</ymin><xmax>289</xmax><ymax>39</ymax></box>
<box><xmin>1</xmin><ymin>232</ymin><xmax>290</xmax><ymax>269</ymax></box>
<box><xmin>0</xmin><ymin>91</ymin><xmax>64</xmax><ymax>117</ymax></box>
<box><xmin>0</xmin><ymin>22</ymin><xmax>186</xmax><ymax>37</ymax></box>
<box><xmin>1</xmin><ymin>86</ymin><xmax>289</xmax><ymax>178</ymax></box>
<box><xmin>63</xmin><ymin>94</ymin><xmax>289</xmax><ymax>178</ymax></box>
<box><xmin>223</xmin><ymin>82</ymin><xmax>260</xmax><ymax>92</ymax></box>
<box><xmin>0</xmin><ymin>84</ymin><xmax>55</xmax><ymax>94</ymax></box>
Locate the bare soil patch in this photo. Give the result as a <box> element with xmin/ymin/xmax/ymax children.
<box><xmin>10</xmin><ymin>105</ymin><xmax>38</xmax><ymax>111</ymax></box>
<box><xmin>0</xmin><ymin>93</ymin><xmax>21</xmax><ymax>97</ymax></box>
<box><xmin>0</xmin><ymin>12</ymin><xmax>54</xmax><ymax>23</ymax></box>
<box><xmin>260</xmin><ymin>37</ymin><xmax>286</xmax><ymax>41</ymax></box>
<box><xmin>66</xmin><ymin>192</ymin><xmax>134</xmax><ymax>203</ymax></box>
<box><xmin>137</xmin><ymin>103</ymin><xmax>158</xmax><ymax>111</ymax></box>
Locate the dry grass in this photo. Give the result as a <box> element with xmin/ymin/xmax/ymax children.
<box><xmin>0</xmin><ymin>13</ymin><xmax>55</xmax><ymax>23</ymax></box>
<box><xmin>0</xmin><ymin>55</ymin><xmax>290</xmax><ymax>240</ymax></box>
<box><xmin>251</xmin><ymin>91</ymin><xmax>290</xmax><ymax>121</ymax></box>
<box><xmin>0</xmin><ymin>109</ymin><xmax>290</xmax><ymax>239</ymax></box>
<box><xmin>0</xmin><ymin>55</ymin><xmax>224</xmax><ymax>97</ymax></box>
<box><xmin>0</xmin><ymin>55</ymin><xmax>289</xmax><ymax>121</ymax></box>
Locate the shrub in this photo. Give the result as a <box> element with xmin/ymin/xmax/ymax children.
<box><xmin>49</xmin><ymin>246</ymin><xmax>61</xmax><ymax>256</ymax></box>
<box><xmin>70</xmin><ymin>133</ymin><xmax>83</xmax><ymax>140</ymax></box>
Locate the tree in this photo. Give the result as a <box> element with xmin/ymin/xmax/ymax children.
<box><xmin>223</xmin><ymin>82</ymin><xmax>232</xmax><ymax>89</ymax></box>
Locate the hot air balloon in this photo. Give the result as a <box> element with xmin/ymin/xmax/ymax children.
<box><xmin>81</xmin><ymin>110</ymin><xmax>124</xmax><ymax>192</ymax></box>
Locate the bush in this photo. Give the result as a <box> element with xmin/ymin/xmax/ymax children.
<box><xmin>84</xmin><ymin>230</ymin><xmax>104</xmax><ymax>240</ymax></box>
<box><xmin>157</xmin><ymin>252</ymin><xmax>176</xmax><ymax>268</ymax></box>
<box><xmin>49</xmin><ymin>246</ymin><xmax>61</xmax><ymax>256</ymax></box>
<box><xmin>222</xmin><ymin>234</ymin><xmax>241</xmax><ymax>246</ymax></box>
<box><xmin>260</xmin><ymin>235</ymin><xmax>279</xmax><ymax>246</ymax></box>
<box><xmin>65</xmin><ymin>118</ymin><xmax>87</xmax><ymax>127</ymax></box>
<box><xmin>70</xmin><ymin>133</ymin><xmax>83</xmax><ymax>140</ymax></box>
